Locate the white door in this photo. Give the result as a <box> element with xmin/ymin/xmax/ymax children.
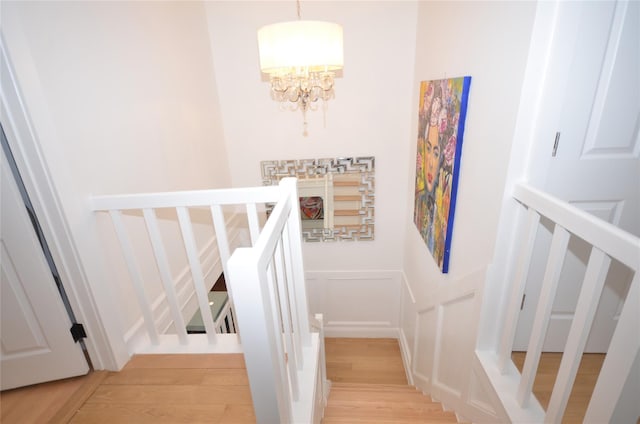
<box><xmin>514</xmin><ymin>0</ymin><xmax>639</xmax><ymax>352</ymax></box>
<box><xmin>1</xmin><ymin>149</ymin><xmax>89</xmax><ymax>390</ymax></box>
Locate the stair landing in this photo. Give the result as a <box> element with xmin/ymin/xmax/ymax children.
<box><xmin>324</xmin><ymin>338</ymin><xmax>458</xmax><ymax>423</ymax></box>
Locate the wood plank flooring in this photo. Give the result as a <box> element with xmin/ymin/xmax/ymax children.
<box><xmin>71</xmin><ymin>353</ymin><xmax>254</xmax><ymax>423</ymax></box>
<box><xmin>1</xmin><ymin>354</ymin><xmax>254</xmax><ymax>424</ymax></box>
<box><xmin>323</xmin><ymin>338</ymin><xmax>458</xmax><ymax>423</ymax></box>
<box><xmin>0</xmin><ymin>372</ymin><xmax>106</xmax><ymax>424</ymax></box>
<box><xmin>512</xmin><ymin>351</ymin><xmax>605</xmax><ymax>423</ymax></box>
<box><xmin>325</xmin><ymin>337</ymin><xmax>408</xmax><ymax>385</ymax></box>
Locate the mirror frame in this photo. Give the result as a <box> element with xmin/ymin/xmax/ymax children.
<box><xmin>261</xmin><ymin>157</ymin><xmax>375</xmax><ymax>242</ymax></box>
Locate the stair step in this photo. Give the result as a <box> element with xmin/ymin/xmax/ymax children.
<box><xmin>330</xmin><ymin>382</ymin><xmax>421</xmax><ymax>393</ymax></box>
<box><xmin>325</xmin><ymin>382</ymin><xmax>458</xmax><ymax>423</ymax></box>
<box><xmin>324</xmin><ymin>403</ymin><xmax>458</xmax><ymax>422</ymax></box>
<box><xmin>323</xmin><ymin>417</ymin><xmax>458</xmax><ymax>424</ymax></box>
<box><xmin>328</xmin><ymin>387</ymin><xmax>433</xmax><ymax>404</ymax></box>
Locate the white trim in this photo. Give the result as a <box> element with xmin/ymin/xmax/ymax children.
<box><xmin>401</xmin><ymin>270</ymin><xmax>416</xmax><ymax>305</ymax></box>
<box><xmin>323</xmin><ymin>326</ymin><xmax>400</xmax><ymax>339</ymax></box>
<box><xmin>91</xmin><ymin>185</ymin><xmax>281</xmax><ymax>211</ymax></box>
<box><xmin>398</xmin><ymin>272</ymin><xmax>415</xmax><ymax>386</ymax></box>
<box><xmin>476</xmin><ymin>350</ymin><xmax>545</xmax><ymax>423</ymax></box>
<box><xmin>514</xmin><ymin>182</ymin><xmax>639</xmax><ymax>269</ymax></box>
<box><xmin>128</xmin><ymin>333</ymin><xmax>243</xmax><ymax>355</ymax></box>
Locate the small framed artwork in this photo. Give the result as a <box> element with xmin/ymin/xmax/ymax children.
<box><xmin>413</xmin><ymin>76</ymin><xmax>471</xmax><ymax>273</ymax></box>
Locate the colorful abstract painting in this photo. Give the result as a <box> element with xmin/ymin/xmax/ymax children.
<box><xmin>413</xmin><ymin>77</ymin><xmax>471</xmax><ymax>273</ymax></box>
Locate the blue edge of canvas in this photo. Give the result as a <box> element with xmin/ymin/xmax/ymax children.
<box><xmin>442</xmin><ymin>76</ymin><xmax>472</xmax><ymax>274</ymax></box>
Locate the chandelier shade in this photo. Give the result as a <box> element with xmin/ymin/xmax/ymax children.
<box><xmin>257</xmin><ymin>18</ymin><xmax>344</xmax><ymax>136</ymax></box>
<box><xmin>258</xmin><ymin>21</ymin><xmax>343</xmax><ymax>75</ymax></box>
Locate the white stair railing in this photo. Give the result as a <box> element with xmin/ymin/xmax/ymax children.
<box><xmin>92</xmin><ymin>184</ymin><xmax>280</xmax><ymax>351</ymax></box>
<box><xmin>92</xmin><ymin>178</ymin><xmax>323</xmax><ymax>423</ymax></box>
<box><xmin>480</xmin><ymin>182</ymin><xmax>640</xmax><ymax>423</ymax></box>
<box><xmin>227</xmin><ymin>178</ymin><xmax>320</xmax><ymax>423</ymax></box>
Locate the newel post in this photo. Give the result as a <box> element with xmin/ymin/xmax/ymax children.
<box><xmin>227</xmin><ymin>248</ymin><xmax>291</xmax><ymax>423</ymax></box>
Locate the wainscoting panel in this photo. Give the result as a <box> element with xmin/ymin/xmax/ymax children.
<box><xmin>305</xmin><ymin>271</ymin><xmax>401</xmax><ymax>338</ymax></box>
<box><xmin>435</xmin><ymin>292</ymin><xmax>475</xmax><ymax>397</ymax></box>
<box><xmin>414</xmin><ymin>305</ymin><xmax>437</xmax><ymax>389</ymax></box>
<box><xmin>398</xmin><ymin>268</ymin><xmax>508</xmax><ymax>423</ymax></box>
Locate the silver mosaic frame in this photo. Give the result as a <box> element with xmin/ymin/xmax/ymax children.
<box><xmin>261</xmin><ymin>157</ymin><xmax>375</xmax><ymax>242</ymax></box>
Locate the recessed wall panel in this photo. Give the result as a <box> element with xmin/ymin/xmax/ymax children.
<box><xmin>436</xmin><ymin>293</ymin><xmax>475</xmax><ymax>395</ymax></box>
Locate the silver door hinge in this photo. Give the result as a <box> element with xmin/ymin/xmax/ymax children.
<box><xmin>520</xmin><ymin>294</ymin><xmax>526</xmax><ymax>310</ymax></box>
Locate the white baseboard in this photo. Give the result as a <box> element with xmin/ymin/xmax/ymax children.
<box><xmin>324</xmin><ymin>326</ymin><xmax>400</xmax><ymax>338</ymax></box>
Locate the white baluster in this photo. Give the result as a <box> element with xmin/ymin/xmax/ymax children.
<box><xmin>142</xmin><ymin>208</ymin><xmax>188</xmax><ymax>345</ymax></box>
<box><xmin>545</xmin><ymin>247</ymin><xmax>611</xmax><ymax>422</ymax></box>
<box><xmin>584</xmin><ymin>273</ymin><xmax>639</xmax><ymax>422</ymax></box>
<box><xmin>498</xmin><ymin>207</ymin><xmax>540</xmax><ymax>373</ymax></box>
<box><xmin>517</xmin><ymin>225</ymin><xmax>570</xmax><ymax>406</ymax></box>
<box><xmin>176</xmin><ymin>207</ymin><xmax>216</xmax><ymax>343</ymax></box>
<box><xmin>246</xmin><ymin>202</ymin><xmax>261</xmax><ymax>245</ymax></box>
<box><xmin>274</xmin><ymin>237</ymin><xmax>299</xmax><ymax>400</ymax></box>
<box><xmin>109</xmin><ymin>210</ymin><xmax>159</xmax><ymax>345</ymax></box>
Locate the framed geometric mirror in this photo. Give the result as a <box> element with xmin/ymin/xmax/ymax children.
<box><xmin>261</xmin><ymin>157</ymin><xmax>375</xmax><ymax>242</ymax></box>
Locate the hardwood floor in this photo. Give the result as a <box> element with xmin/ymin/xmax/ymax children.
<box><xmin>512</xmin><ymin>351</ymin><xmax>606</xmax><ymax>423</ymax></box>
<box><xmin>323</xmin><ymin>338</ymin><xmax>458</xmax><ymax>423</ymax></box>
<box><xmin>325</xmin><ymin>337</ymin><xmax>408</xmax><ymax>385</ymax></box>
<box><xmin>0</xmin><ymin>371</ymin><xmax>107</xmax><ymax>424</ymax></box>
<box><xmin>1</xmin><ymin>354</ymin><xmax>253</xmax><ymax>424</ymax></box>
<box><xmin>71</xmin><ymin>353</ymin><xmax>254</xmax><ymax>423</ymax></box>
<box><xmin>3</xmin><ymin>339</ymin><xmax>607</xmax><ymax>423</ymax></box>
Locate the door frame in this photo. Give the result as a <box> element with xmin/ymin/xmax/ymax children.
<box><xmin>0</xmin><ymin>33</ymin><xmax>122</xmax><ymax>371</ymax></box>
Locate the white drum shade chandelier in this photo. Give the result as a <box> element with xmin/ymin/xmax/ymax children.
<box><xmin>257</xmin><ymin>2</ymin><xmax>343</xmax><ymax>136</ymax></box>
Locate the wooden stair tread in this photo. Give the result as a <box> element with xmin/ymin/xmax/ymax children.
<box><xmin>325</xmin><ymin>381</ymin><xmax>457</xmax><ymax>423</ymax></box>
<box><xmin>323</xmin><ymin>407</ymin><xmax>458</xmax><ymax>422</ymax></box>
<box><xmin>327</xmin><ymin>391</ymin><xmax>437</xmax><ymax>404</ymax></box>
<box><xmin>323</xmin><ymin>418</ymin><xmax>458</xmax><ymax>424</ymax></box>
<box><xmin>330</xmin><ymin>382</ymin><xmax>421</xmax><ymax>392</ymax></box>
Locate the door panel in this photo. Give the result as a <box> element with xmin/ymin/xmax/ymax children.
<box><xmin>0</xmin><ymin>150</ymin><xmax>88</xmax><ymax>390</ymax></box>
<box><xmin>515</xmin><ymin>0</ymin><xmax>639</xmax><ymax>353</ymax></box>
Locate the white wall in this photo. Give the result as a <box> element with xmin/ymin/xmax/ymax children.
<box><xmin>400</xmin><ymin>2</ymin><xmax>536</xmax><ymax>421</ymax></box>
<box><xmin>205</xmin><ymin>1</ymin><xmax>418</xmax><ymax>336</ymax></box>
<box><xmin>1</xmin><ymin>1</ymin><xmax>231</xmax><ymax>368</ymax></box>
